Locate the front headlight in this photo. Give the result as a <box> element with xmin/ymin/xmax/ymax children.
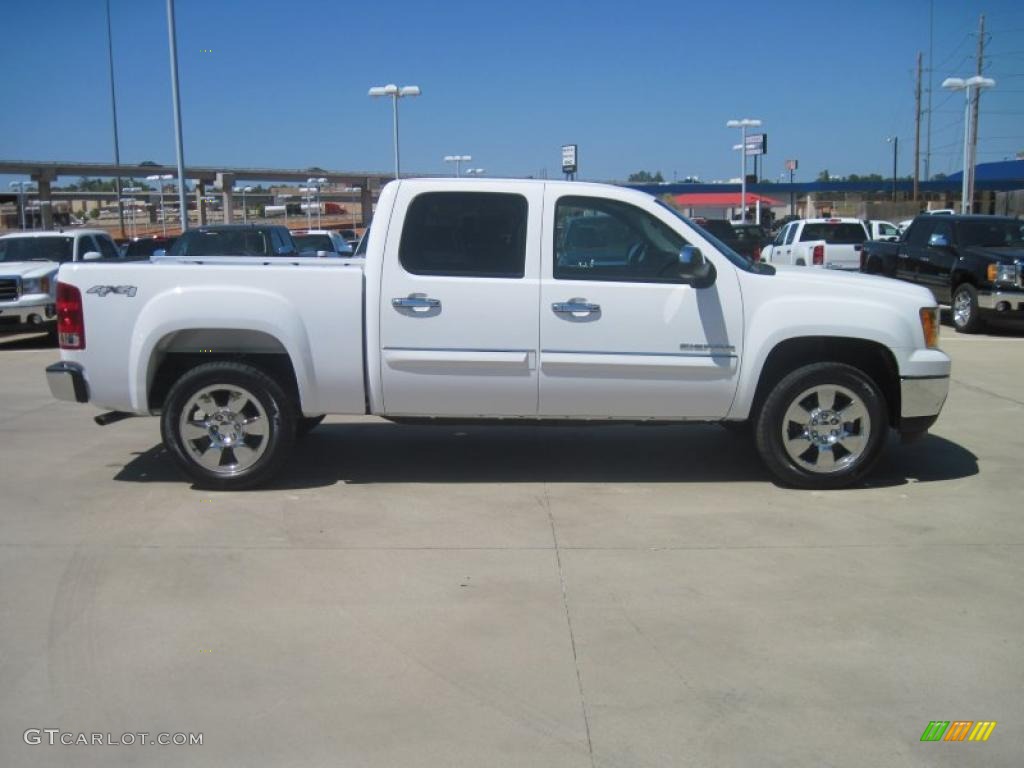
<box><xmin>986</xmin><ymin>263</ymin><xmax>1020</xmax><ymax>285</ymax></box>
<box><xmin>919</xmin><ymin>307</ymin><xmax>940</xmax><ymax>349</ymax></box>
<box><xmin>21</xmin><ymin>275</ymin><xmax>53</xmax><ymax>295</ymax></box>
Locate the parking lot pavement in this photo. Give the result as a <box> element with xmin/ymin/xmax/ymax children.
<box><xmin>1</xmin><ymin>328</ymin><xmax>1022</xmax><ymax>767</ymax></box>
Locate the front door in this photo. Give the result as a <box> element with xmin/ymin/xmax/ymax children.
<box><xmin>539</xmin><ymin>192</ymin><xmax>743</xmax><ymax>420</ymax></box>
<box><xmin>915</xmin><ymin>218</ymin><xmax>956</xmax><ymax>304</ymax></box>
<box><xmin>378</xmin><ymin>183</ymin><xmax>542</xmax><ymax>416</ymax></box>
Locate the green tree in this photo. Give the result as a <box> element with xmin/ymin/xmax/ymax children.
<box><xmin>817</xmin><ymin>169</ymin><xmax>831</xmax><ymax>182</ymax></box>
<box><xmin>628</xmin><ymin>170</ymin><xmax>665</xmax><ymax>183</ymax></box>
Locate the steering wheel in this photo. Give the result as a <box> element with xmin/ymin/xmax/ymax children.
<box><xmin>627</xmin><ymin>241</ymin><xmax>647</xmax><ymax>268</ymax></box>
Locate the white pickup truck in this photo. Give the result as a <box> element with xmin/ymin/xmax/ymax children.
<box><xmin>46</xmin><ymin>179</ymin><xmax>950</xmax><ymax>490</ymax></box>
<box><xmin>761</xmin><ymin>218</ymin><xmax>869</xmax><ymax>270</ymax></box>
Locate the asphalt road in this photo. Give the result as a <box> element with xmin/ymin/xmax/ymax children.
<box><xmin>1</xmin><ymin>326</ymin><xmax>1022</xmax><ymax>767</ymax></box>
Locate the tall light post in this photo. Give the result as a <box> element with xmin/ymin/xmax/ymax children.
<box><xmin>9</xmin><ymin>181</ymin><xmax>34</xmax><ymax>230</ymax></box>
<box><xmin>306</xmin><ymin>177</ymin><xmax>326</xmax><ymax>228</ymax></box>
<box><xmin>234</xmin><ymin>185</ymin><xmax>253</xmax><ymax>224</ymax></box>
<box><xmin>368</xmin><ymin>84</ymin><xmax>421</xmax><ymax>179</ymax></box>
<box><xmin>166</xmin><ymin>0</ymin><xmax>188</xmax><ymax>233</ymax></box>
<box><xmin>146</xmin><ymin>174</ymin><xmax>173</xmax><ymax>235</ymax></box>
<box><xmin>886</xmin><ymin>136</ymin><xmax>899</xmax><ymax>202</ymax></box>
<box><xmin>444</xmin><ymin>155</ymin><xmax>471</xmax><ymax>177</ymax></box>
<box><xmin>122</xmin><ymin>186</ymin><xmax>142</xmax><ymax>238</ymax></box>
<box><xmin>726</xmin><ymin>118</ymin><xmax>761</xmax><ymax>223</ymax></box>
<box><xmin>943</xmin><ymin>75</ymin><xmax>996</xmax><ymax>214</ymax></box>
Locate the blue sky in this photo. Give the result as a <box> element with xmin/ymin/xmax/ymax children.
<box><xmin>2</xmin><ymin>0</ymin><xmax>1023</xmax><ymax>184</ymax></box>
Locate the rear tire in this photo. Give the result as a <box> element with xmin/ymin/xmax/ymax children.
<box><xmin>951</xmin><ymin>283</ymin><xmax>985</xmax><ymax>334</ymax></box>
<box><xmin>160</xmin><ymin>362</ymin><xmax>296</xmax><ymax>490</ymax></box>
<box><xmin>755</xmin><ymin>362</ymin><xmax>887</xmax><ymax>489</ymax></box>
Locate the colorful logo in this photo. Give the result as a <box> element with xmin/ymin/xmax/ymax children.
<box><xmin>920</xmin><ymin>721</ymin><xmax>997</xmax><ymax>742</ymax></box>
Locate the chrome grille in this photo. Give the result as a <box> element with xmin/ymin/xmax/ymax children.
<box><xmin>0</xmin><ymin>278</ymin><xmax>20</xmax><ymax>302</ymax></box>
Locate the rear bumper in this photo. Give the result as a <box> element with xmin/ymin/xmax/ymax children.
<box><xmin>46</xmin><ymin>361</ymin><xmax>89</xmax><ymax>403</ymax></box>
<box><xmin>899</xmin><ymin>374</ymin><xmax>949</xmax><ymax>434</ymax></box>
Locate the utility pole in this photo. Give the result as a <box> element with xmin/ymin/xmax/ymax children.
<box><xmin>924</xmin><ymin>0</ymin><xmax>934</xmax><ymax>182</ymax></box>
<box><xmin>967</xmin><ymin>14</ymin><xmax>986</xmax><ymax>214</ymax></box>
<box><xmin>914</xmin><ymin>52</ymin><xmax>922</xmax><ymax>201</ymax></box>
<box><xmin>105</xmin><ymin>0</ymin><xmax>125</xmax><ymax>239</ymax></box>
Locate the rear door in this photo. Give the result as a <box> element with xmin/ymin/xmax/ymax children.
<box><xmin>378</xmin><ymin>183</ymin><xmax>542</xmax><ymax>416</ymax></box>
<box><xmin>538</xmin><ymin>190</ymin><xmax>743</xmax><ymax>420</ymax></box>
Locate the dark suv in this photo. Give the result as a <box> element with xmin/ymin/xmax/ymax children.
<box><xmin>165</xmin><ymin>225</ymin><xmax>298</xmax><ymax>258</ymax></box>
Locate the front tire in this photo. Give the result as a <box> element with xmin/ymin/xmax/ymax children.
<box><xmin>161</xmin><ymin>362</ymin><xmax>296</xmax><ymax>490</ymax></box>
<box><xmin>951</xmin><ymin>283</ymin><xmax>985</xmax><ymax>334</ymax></box>
<box><xmin>755</xmin><ymin>363</ymin><xmax>888</xmax><ymax>489</ymax></box>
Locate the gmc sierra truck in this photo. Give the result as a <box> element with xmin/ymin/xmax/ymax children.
<box><xmin>860</xmin><ymin>214</ymin><xmax>1024</xmax><ymax>333</ymax></box>
<box><xmin>760</xmin><ymin>218</ymin><xmax>869</xmax><ymax>270</ymax></box>
<box><xmin>46</xmin><ymin>179</ymin><xmax>950</xmax><ymax>490</ymax></box>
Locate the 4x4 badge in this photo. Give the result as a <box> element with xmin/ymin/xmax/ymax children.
<box><xmin>87</xmin><ymin>285</ymin><xmax>137</xmax><ymax>298</ymax></box>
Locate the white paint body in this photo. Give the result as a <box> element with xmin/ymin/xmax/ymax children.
<box><xmin>55</xmin><ymin>179</ymin><xmax>949</xmax><ymax>424</ymax></box>
<box><xmin>761</xmin><ymin>218</ymin><xmax>869</xmax><ymax>270</ymax></box>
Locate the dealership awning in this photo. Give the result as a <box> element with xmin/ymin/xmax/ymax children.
<box><xmin>672</xmin><ymin>192</ymin><xmax>783</xmax><ymax>207</ymax></box>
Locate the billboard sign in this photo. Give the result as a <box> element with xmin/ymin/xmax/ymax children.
<box><xmin>744</xmin><ymin>133</ymin><xmax>767</xmax><ymax>156</ymax></box>
<box><xmin>561</xmin><ymin>144</ymin><xmax>578</xmax><ymax>174</ymax></box>
<box><xmin>785</xmin><ymin>158</ymin><xmax>798</xmax><ymax>171</ymax></box>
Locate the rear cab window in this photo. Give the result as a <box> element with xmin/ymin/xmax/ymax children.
<box><xmin>399</xmin><ymin>192</ymin><xmax>528</xmax><ymax>278</ymax></box>
<box><xmin>799</xmin><ymin>223</ymin><xmax>867</xmax><ymax>244</ymax></box>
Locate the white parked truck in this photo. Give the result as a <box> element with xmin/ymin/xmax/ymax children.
<box><xmin>46</xmin><ymin>179</ymin><xmax>950</xmax><ymax>490</ymax></box>
<box><xmin>761</xmin><ymin>218</ymin><xmax>869</xmax><ymax>270</ymax></box>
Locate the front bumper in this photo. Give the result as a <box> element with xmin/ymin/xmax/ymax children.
<box><xmin>46</xmin><ymin>361</ymin><xmax>89</xmax><ymax>403</ymax></box>
<box><xmin>977</xmin><ymin>288</ymin><xmax>1024</xmax><ymax>313</ymax></box>
<box><xmin>899</xmin><ymin>374</ymin><xmax>949</xmax><ymax>435</ymax></box>
<box><xmin>0</xmin><ymin>298</ymin><xmax>57</xmax><ymax>331</ymax></box>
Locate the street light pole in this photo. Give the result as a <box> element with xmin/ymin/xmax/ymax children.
<box><xmin>726</xmin><ymin>118</ymin><xmax>761</xmax><ymax>223</ymax></box>
<box><xmin>444</xmin><ymin>155</ymin><xmax>471</xmax><ymax>177</ymax></box>
<box><xmin>887</xmin><ymin>136</ymin><xmax>898</xmax><ymax>201</ymax></box>
<box><xmin>369</xmin><ymin>84</ymin><xmax>421</xmax><ymax>179</ymax></box>
<box><xmin>105</xmin><ymin>0</ymin><xmax>126</xmax><ymax>240</ymax></box>
<box><xmin>9</xmin><ymin>182</ymin><xmax>33</xmax><ymax>231</ymax></box>
<box><xmin>943</xmin><ymin>75</ymin><xmax>996</xmax><ymax>214</ymax></box>
<box><xmin>147</xmin><ymin>174</ymin><xmax>173</xmax><ymax>235</ymax></box>
<box><xmin>233</xmin><ymin>186</ymin><xmax>253</xmax><ymax>224</ymax></box>
<box><xmin>166</xmin><ymin>0</ymin><xmax>188</xmax><ymax>233</ymax></box>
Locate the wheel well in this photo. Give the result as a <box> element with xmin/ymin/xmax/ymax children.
<box><xmin>147</xmin><ymin>329</ymin><xmax>300</xmax><ymax>412</ymax></box>
<box><xmin>752</xmin><ymin>337</ymin><xmax>900</xmax><ymax>426</ymax></box>
<box><xmin>951</xmin><ymin>270</ymin><xmax>977</xmax><ymax>289</ymax></box>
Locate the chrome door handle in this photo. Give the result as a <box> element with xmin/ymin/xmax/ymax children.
<box><xmin>392</xmin><ymin>296</ymin><xmax>441</xmax><ymax>310</ymax></box>
<box><xmin>552</xmin><ymin>300</ymin><xmax>600</xmax><ymax>314</ymax></box>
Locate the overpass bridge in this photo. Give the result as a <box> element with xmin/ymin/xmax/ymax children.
<box><xmin>0</xmin><ymin>159</ymin><xmax>394</xmax><ymax>229</ymax></box>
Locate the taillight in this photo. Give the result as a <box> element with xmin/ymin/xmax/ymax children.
<box><xmin>56</xmin><ymin>281</ymin><xmax>85</xmax><ymax>349</ymax></box>
<box><xmin>812</xmin><ymin>245</ymin><xmax>824</xmax><ymax>265</ymax></box>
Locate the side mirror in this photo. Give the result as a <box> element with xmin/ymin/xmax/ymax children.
<box><xmin>81</xmin><ymin>251</ymin><xmax>102</xmax><ymax>262</ymax></box>
<box><xmin>152</xmin><ymin>249</ymin><xmax>167</xmax><ymax>258</ymax></box>
<box><xmin>678</xmin><ymin>245</ymin><xmax>716</xmax><ymax>288</ymax></box>
<box><xmin>928</xmin><ymin>233</ymin><xmax>950</xmax><ymax>248</ymax></box>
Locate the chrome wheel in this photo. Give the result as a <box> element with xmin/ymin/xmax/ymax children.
<box><xmin>178</xmin><ymin>384</ymin><xmax>270</xmax><ymax>475</ymax></box>
<box><xmin>781</xmin><ymin>384</ymin><xmax>871</xmax><ymax>474</ymax></box>
<box><xmin>952</xmin><ymin>288</ymin><xmax>972</xmax><ymax>328</ymax></box>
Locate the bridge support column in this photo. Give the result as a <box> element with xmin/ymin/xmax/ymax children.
<box><xmin>217</xmin><ymin>173</ymin><xmax>235</xmax><ymax>224</ymax></box>
<box><xmin>31</xmin><ymin>171</ymin><xmax>56</xmax><ymax>229</ymax></box>
<box><xmin>195</xmin><ymin>180</ymin><xmax>207</xmax><ymax>225</ymax></box>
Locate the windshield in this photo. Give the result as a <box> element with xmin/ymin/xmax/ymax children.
<box><xmin>0</xmin><ymin>236</ymin><xmax>75</xmax><ymax>263</ymax></box>
<box><xmin>958</xmin><ymin>219</ymin><xmax>1024</xmax><ymax>249</ymax></box>
<box><xmin>293</xmin><ymin>234</ymin><xmax>334</xmax><ymax>253</ymax></box>
<box><xmin>656</xmin><ymin>201</ymin><xmax>753</xmax><ymax>271</ymax></box>
<box><xmin>169</xmin><ymin>229</ymin><xmax>272</xmax><ymax>257</ymax></box>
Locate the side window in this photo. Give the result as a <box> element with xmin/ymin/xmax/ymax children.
<box><xmin>930</xmin><ymin>219</ymin><xmax>954</xmax><ymax>245</ymax></box>
<box><xmin>399</xmin><ymin>192</ymin><xmax>527</xmax><ymax>278</ymax></box>
<box><xmin>906</xmin><ymin>221</ymin><xmax>933</xmax><ymax>247</ymax></box>
<box><xmin>878</xmin><ymin>223</ymin><xmax>898</xmax><ymax>238</ymax></box>
<box><xmin>784</xmin><ymin>224</ymin><xmax>798</xmax><ymax>245</ymax></box>
<box><xmin>77</xmin><ymin>235</ymin><xmax>97</xmax><ymax>258</ymax></box>
<box><xmin>554</xmin><ymin>196</ymin><xmax>687</xmax><ymax>283</ymax></box>
<box><xmin>97</xmin><ymin>236</ymin><xmax>120</xmax><ymax>260</ymax></box>
<box><xmin>270</xmin><ymin>229</ymin><xmax>287</xmax><ymax>255</ymax></box>
<box><xmin>772</xmin><ymin>225</ymin><xmax>788</xmax><ymax>246</ymax></box>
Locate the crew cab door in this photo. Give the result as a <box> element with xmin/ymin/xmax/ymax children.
<box><xmin>378</xmin><ymin>184</ymin><xmax>542</xmax><ymax>416</ymax></box>
<box><xmin>538</xmin><ymin>191</ymin><xmax>743</xmax><ymax>420</ymax></box>
<box><xmin>899</xmin><ymin>219</ymin><xmax>932</xmax><ymax>284</ymax></box>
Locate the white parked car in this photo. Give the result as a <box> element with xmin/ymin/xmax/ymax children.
<box><xmin>46</xmin><ymin>179</ymin><xmax>949</xmax><ymax>490</ymax></box>
<box><xmin>761</xmin><ymin>218</ymin><xmax>869</xmax><ymax>270</ymax></box>
<box><xmin>864</xmin><ymin>220</ymin><xmax>900</xmax><ymax>242</ymax></box>
<box><xmin>0</xmin><ymin>229</ymin><xmax>120</xmax><ymax>335</ymax></box>
<box><xmin>291</xmin><ymin>229</ymin><xmax>354</xmax><ymax>257</ymax></box>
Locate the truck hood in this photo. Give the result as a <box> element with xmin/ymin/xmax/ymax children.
<box><xmin>964</xmin><ymin>246</ymin><xmax>1024</xmax><ymax>264</ymax></box>
<box><xmin>0</xmin><ymin>261</ymin><xmax>60</xmax><ymax>279</ymax></box>
<box><xmin>765</xmin><ymin>264</ymin><xmax>937</xmax><ymax>305</ymax></box>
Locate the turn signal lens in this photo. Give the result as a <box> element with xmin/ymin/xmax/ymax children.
<box><xmin>919</xmin><ymin>307</ymin><xmax>940</xmax><ymax>349</ymax></box>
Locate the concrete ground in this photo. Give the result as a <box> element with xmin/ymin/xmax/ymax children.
<box><xmin>0</xmin><ymin>324</ymin><xmax>1021</xmax><ymax>767</ymax></box>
